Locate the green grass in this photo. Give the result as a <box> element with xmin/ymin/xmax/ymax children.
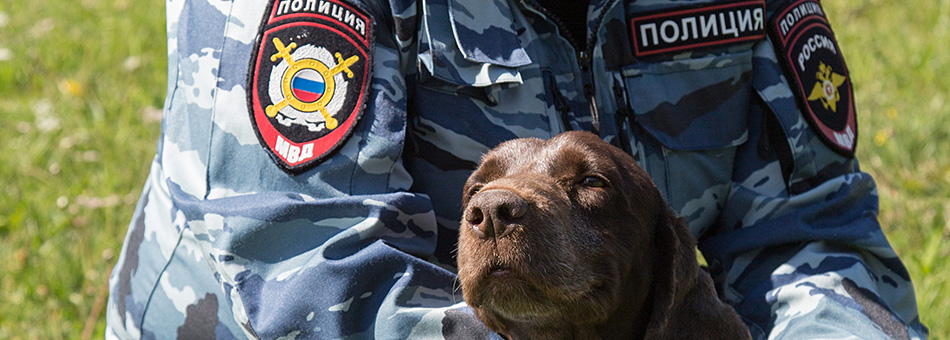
<box><xmin>0</xmin><ymin>0</ymin><xmax>165</xmax><ymax>338</ymax></box>
<box><xmin>0</xmin><ymin>0</ymin><xmax>946</xmax><ymax>339</ymax></box>
<box><xmin>824</xmin><ymin>1</ymin><xmax>950</xmax><ymax>337</ymax></box>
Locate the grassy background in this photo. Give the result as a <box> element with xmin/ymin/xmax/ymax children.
<box><xmin>0</xmin><ymin>0</ymin><xmax>946</xmax><ymax>339</ymax></box>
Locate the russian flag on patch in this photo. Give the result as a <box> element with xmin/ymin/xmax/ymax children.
<box><xmin>248</xmin><ymin>0</ymin><xmax>374</xmax><ymax>174</ymax></box>
<box><xmin>291</xmin><ymin>68</ymin><xmax>326</xmax><ymax>103</ymax></box>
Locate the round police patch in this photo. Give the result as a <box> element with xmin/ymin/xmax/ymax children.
<box><xmin>770</xmin><ymin>0</ymin><xmax>856</xmax><ymax>157</ymax></box>
<box><xmin>248</xmin><ymin>0</ymin><xmax>374</xmax><ymax>174</ymax></box>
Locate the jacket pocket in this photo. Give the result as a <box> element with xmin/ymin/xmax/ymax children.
<box><xmin>417</xmin><ymin>0</ymin><xmax>531</xmax><ymax>88</ymax></box>
<box><xmin>622</xmin><ymin>49</ymin><xmax>753</xmax><ymax>151</ymax></box>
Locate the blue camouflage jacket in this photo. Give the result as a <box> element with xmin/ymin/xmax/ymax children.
<box><xmin>106</xmin><ymin>0</ymin><xmax>928</xmax><ymax>338</ymax></box>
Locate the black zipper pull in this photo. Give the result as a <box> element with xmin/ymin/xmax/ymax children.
<box><xmin>613</xmin><ymin>78</ymin><xmax>630</xmax><ymax>120</ymax></box>
<box><xmin>612</xmin><ymin>77</ymin><xmax>632</xmax><ymax>153</ymax></box>
<box><xmin>584</xmin><ymin>82</ymin><xmax>600</xmax><ymax>135</ymax></box>
<box><xmin>578</xmin><ymin>51</ymin><xmax>590</xmax><ymax>72</ymax></box>
<box><xmin>546</xmin><ymin>71</ymin><xmax>573</xmax><ymax>132</ymax></box>
<box><xmin>578</xmin><ymin>51</ymin><xmax>600</xmax><ymax>135</ymax></box>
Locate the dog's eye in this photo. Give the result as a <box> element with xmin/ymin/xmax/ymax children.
<box><xmin>580</xmin><ymin>176</ymin><xmax>607</xmax><ymax>188</ymax></box>
<box><xmin>466</xmin><ymin>184</ymin><xmax>483</xmax><ymax>198</ymax></box>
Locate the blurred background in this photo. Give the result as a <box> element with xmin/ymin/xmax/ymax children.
<box><xmin>0</xmin><ymin>0</ymin><xmax>946</xmax><ymax>338</ymax></box>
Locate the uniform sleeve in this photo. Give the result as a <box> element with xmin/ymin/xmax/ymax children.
<box><xmin>697</xmin><ymin>38</ymin><xmax>928</xmax><ymax>339</ymax></box>
<box><xmin>105</xmin><ymin>0</ymin><xmax>497</xmax><ymax>338</ymax></box>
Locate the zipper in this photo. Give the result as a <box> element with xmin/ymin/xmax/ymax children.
<box><xmin>545</xmin><ymin>71</ymin><xmax>574</xmax><ymax>131</ymax></box>
<box><xmin>579</xmin><ymin>50</ymin><xmax>600</xmax><ymax>135</ymax></box>
<box><xmin>517</xmin><ymin>0</ymin><xmax>583</xmax><ymax>52</ymax></box>
<box><xmin>612</xmin><ymin>77</ymin><xmax>632</xmax><ymax>154</ymax></box>
<box><xmin>580</xmin><ymin>1</ymin><xmax>617</xmax><ymax>135</ymax></box>
<box><xmin>518</xmin><ymin>0</ymin><xmax>616</xmax><ymax>136</ymax></box>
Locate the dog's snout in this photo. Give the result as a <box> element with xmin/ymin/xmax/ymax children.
<box><xmin>464</xmin><ymin>189</ymin><xmax>527</xmax><ymax>239</ymax></box>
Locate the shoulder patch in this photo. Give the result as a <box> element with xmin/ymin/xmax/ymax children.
<box><xmin>629</xmin><ymin>0</ymin><xmax>766</xmax><ymax>57</ymax></box>
<box><xmin>770</xmin><ymin>0</ymin><xmax>856</xmax><ymax>157</ymax></box>
<box><xmin>248</xmin><ymin>0</ymin><xmax>375</xmax><ymax>174</ymax></box>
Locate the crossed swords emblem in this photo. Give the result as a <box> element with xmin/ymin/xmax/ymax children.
<box><xmin>265</xmin><ymin>37</ymin><xmax>359</xmax><ymax>130</ymax></box>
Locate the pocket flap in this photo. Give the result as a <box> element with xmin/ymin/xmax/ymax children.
<box><xmin>624</xmin><ymin>50</ymin><xmax>753</xmax><ymax>150</ymax></box>
<box><xmin>419</xmin><ymin>0</ymin><xmax>530</xmax><ymax>87</ymax></box>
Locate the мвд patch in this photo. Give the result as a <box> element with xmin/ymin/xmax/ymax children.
<box><xmin>770</xmin><ymin>0</ymin><xmax>856</xmax><ymax>157</ymax></box>
<box><xmin>248</xmin><ymin>0</ymin><xmax>374</xmax><ymax>174</ymax></box>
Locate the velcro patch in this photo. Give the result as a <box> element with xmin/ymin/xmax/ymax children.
<box><xmin>629</xmin><ymin>0</ymin><xmax>766</xmax><ymax>57</ymax></box>
<box><xmin>770</xmin><ymin>0</ymin><xmax>856</xmax><ymax>157</ymax></box>
<box><xmin>248</xmin><ymin>0</ymin><xmax>374</xmax><ymax>174</ymax></box>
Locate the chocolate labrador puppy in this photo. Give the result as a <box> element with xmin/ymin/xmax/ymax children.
<box><xmin>457</xmin><ymin>131</ymin><xmax>750</xmax><ymax>340</ymax></box>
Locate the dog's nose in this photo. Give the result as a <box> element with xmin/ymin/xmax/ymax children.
<box><xmin>464</xmin><ymin>189</ymin><xmax>527</xmax><ymax>240</ymax></box>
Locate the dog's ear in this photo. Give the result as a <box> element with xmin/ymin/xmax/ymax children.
<box><xmin>643</xmin><ymin>200</ymin><xmax>751</xmax><ymax>340</ymax></box>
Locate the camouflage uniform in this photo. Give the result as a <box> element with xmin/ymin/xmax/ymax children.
<box><xmin>107</xmin><ymin>0</ymin><xmax>928</xmax><ymax>338</ymax></box>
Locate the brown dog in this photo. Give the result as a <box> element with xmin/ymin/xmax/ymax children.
<box><xmin>456</xmin><ymin>131</ymin><xmax>751</xmax><ymax>340</ymax></box>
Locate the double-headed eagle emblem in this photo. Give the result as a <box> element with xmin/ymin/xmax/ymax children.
<box><xmin>807</xmin><ymin>61</ymin><xmax>846</xmax><ymax>113</ymax></box>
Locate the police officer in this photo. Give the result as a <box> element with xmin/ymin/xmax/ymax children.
<box><xmin>106</xmin><ymin>0</ymin><xmax>928</xmax><ymax>338</ymax></box>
